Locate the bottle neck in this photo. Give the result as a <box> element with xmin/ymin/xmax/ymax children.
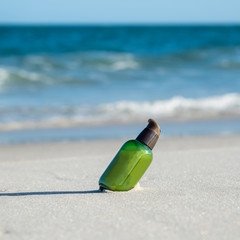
<box><xmin>136</xmin><ymin>128</ymin><xmax>159</xmax><ymax>150</ymax></box>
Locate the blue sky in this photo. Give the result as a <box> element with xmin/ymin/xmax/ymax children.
<box><xmin>1</xmin><ymin>0</ymin><xmax>240</xmax><ymax>24</ymax></box>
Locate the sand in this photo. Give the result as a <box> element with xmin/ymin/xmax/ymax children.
<box><xmin>0</xmin><ymin>135</ymin><xmax>240</xmax><ymax>240</ymax></box>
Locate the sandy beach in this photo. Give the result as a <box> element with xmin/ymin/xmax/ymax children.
<box><xmin>0</xmin><ymin>135</ymin><xmax>240</xmax><ymax>240</ymax></box>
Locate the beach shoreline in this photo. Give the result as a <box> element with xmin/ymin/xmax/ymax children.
<box><xmin>1</xmin><ymin>117</ymin><xmax>240</xmax><ymax>146</ymax></box>
<box><xmin>1</xmin><ymin>135</ymin><xmax>239</xmax><ymax>239</ymax></box>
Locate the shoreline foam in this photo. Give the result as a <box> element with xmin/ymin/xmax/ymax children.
<box><xmin>1</xmin><ymin>117</ymin><xmax>240</xmax><ymax>145</ymax></box>
<box><xmin>0</xmin><ymin>93</ymin><xmax>240</xmax><ymax>132</ymax></box>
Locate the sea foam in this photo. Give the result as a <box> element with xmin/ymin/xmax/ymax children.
<box><xmin>0</xmin><ymin>93</ymin><xmax>240</xmax><ymax>131</ymax></box>
<box><xmin>96</xmin><ymin>93</ymin><xmax>240</xmax><ymax>120</ymax></box>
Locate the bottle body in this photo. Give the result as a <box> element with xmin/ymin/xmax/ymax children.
<box><xmin>99</xmin><ymin>140</ymin><xmax>152</xmax><ymax>191</ymax></box>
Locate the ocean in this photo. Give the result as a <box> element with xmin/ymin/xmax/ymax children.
<box><xmin>0</xmin><ymin>25</ymin><xmax>240</xmax><ymax>144</ymax></box>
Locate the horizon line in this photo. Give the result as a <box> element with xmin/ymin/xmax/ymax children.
<box><xmin>0</xmin><ymin>22</ymin><xmax>240</xmax><ymax>27</ymax></box>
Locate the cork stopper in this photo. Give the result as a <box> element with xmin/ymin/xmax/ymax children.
<box><xmin>136</xmin><ymin>119</ymin><xmax>160</xmax><ymax>150</ymax></box>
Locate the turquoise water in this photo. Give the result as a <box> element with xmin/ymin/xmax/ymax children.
<box><xmin>0</xmin><ymin>25</ymin><xmax>240</xmax><ymax>144</ymax></box>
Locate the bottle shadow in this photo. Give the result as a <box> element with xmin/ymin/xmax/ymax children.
<box><xmin>0</xmin><ymin>189</ymin><xmax>103</xmax><ymax>197</ymax></box>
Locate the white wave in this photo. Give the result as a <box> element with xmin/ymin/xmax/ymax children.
<box><xmin>0</xmin><ymin>67</ymin><xmax>9</xmax><ymax>86</ymax></box>
<box><xmin>0</xmin><ymin>66</ymin><xmax>54</xmax><ymax>85</ymax></box>
<box><xmin>111</xmin><ymin>59</ymin><xmax>139</xmax><ymax>70</ymax></box>
<box><xmin>0</xmin><ymin>93</ymin><xmax>240</xmax><ymax>131</ymax></box>
<box><xmin>96</xmin><ymin>93</ymin><xmax>240</xmax><ymax>120</ymax></box>
<box><xmin>91</xmin><ymin>53</ymin><xmax>140</xmax><ymax>71</ymax></box>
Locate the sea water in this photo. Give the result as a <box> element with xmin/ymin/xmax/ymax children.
<box><xmin>0</xmin><ymin>25</ymin><xmax>240</xmax><ymax>144</ymax></box>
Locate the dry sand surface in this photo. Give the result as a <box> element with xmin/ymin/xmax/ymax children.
<box><xmin>0</xmin><ymin>135</ymin><xmax>240</xmax><ymax>240</ymax></box>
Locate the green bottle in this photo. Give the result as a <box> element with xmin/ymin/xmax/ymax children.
<box><xmin>99</xmin><ymin>119</ymin><xmax>160</xmax><ymax>191</ymax></box>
